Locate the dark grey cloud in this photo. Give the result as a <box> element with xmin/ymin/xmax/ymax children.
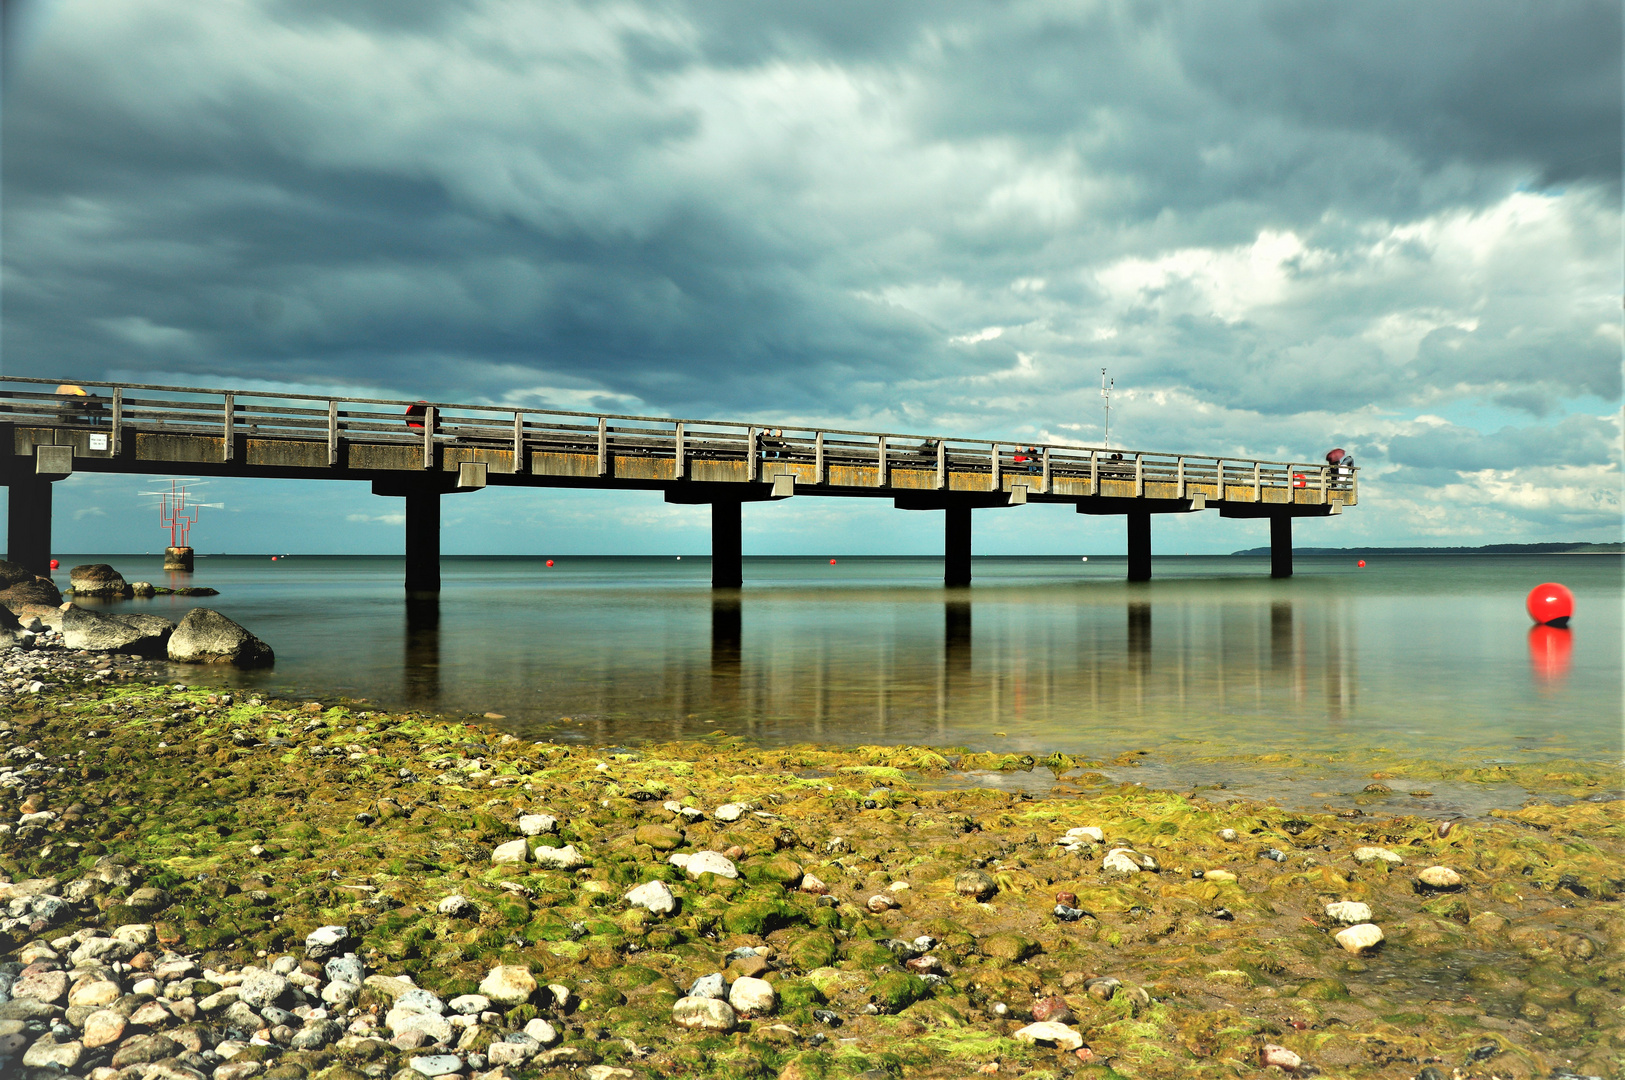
<box><xmin>0</xmin><ymin>0</ymin><xmax>1618</xmax><ymax>546</ymax></box>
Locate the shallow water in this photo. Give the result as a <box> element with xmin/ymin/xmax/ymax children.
<box><xmin>65</xmin><ymin>553</ymin><xmax>1623</xmax><ymax>787</ymax></box>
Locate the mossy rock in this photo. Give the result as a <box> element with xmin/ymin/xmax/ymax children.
<box><xmin>1295</xmin><ymin>978</ymin><xmax>1351</xmax><ymax>1001</ymax></box>
<box><xmin>979</xmin><ymin>933</ymin><xmax>1037</xmax><ymax>962</ymax></box>
<box><xmin>262</xmin><ymin>1066</ymin><xmax>308</xmax><ymax>1080</ymax></box>
<box><xmin>1422</xmin><ymin>895</ymin><xmax>1472</xmax><ymax>922</ymax></box>
<box><xmin>743</xmin><ymin>856</ymin><xmax>804</xmax><ymax>887</ymax></box>
<box><xmin>607</xmin><ymin>964</ymin><xmax>669</xmax><ymax>991</ymax></box>
<box><xmin>581</xmin><ymin>985</ymin><xmax>627</xmax><ymax>1010</ymax></box>
<box><xmin>808</xmin><ymin>905</ymin><xmax>841</xmax><ymax>930</ymax></box>
<box><xmin>101</xmin><ymin>904</ymin><xmax>143</xmax><ymax>926</ymax></box>
<box><xmin>721</xmin><ymin>899</ymin><xmax>794</xmax><ymax>936</ymax></box>
<box><xmin>493</xmin><ymin>896</ymin><xmax>533</xmax><ymax>925</ymax></box>
<box><xmin>775</xmin><ymin>978</ymin><xmax>826</xmax><ymax>1010</ymax></box>
<box><xmin>900</xmin><ymin>997</ymin><xmax>964</xmax><ymax>1027</ymax></box>
<box><xmin>843</xmin><ymin>939</ymin><xmax>896</xmax><ymax>968</ymax></box>
<box><xmin>787</xmin><ymin>931</ymin><xmax>839</xmax><ymax>971</ymax></box>
<box><xmin>633</xmin><ymin>823</ymin><xmax>684</xmax><ymax>850</ymax></box>
<box><xmin>870</xmin><ymin>971</ymin><xmax>928</xmax><ymax>1012</ymax></box>
<box><xmin>315</xmin><ymin>1068</ymin><xmax>370</xmax><ymax>1080</ymax></box>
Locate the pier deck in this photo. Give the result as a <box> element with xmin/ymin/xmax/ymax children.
<box><xmin>1</xmin><ymin>378</ymin><xmax>1356</xmax><ymax>590</ymax></box>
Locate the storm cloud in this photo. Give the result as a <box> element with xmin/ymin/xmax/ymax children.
<box><xmin>2</xmin><ymin>0</ymin><xmax>1620</xmax><ymax>550</ymax></box>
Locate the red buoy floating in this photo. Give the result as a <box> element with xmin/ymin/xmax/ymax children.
<box><xmin>49</xmin><ymin>559</ymin><xmax>59</xmax><ymax>570</ymax></box>
<box><xmin>546</xmin><ymin>559</ymin><xmax>555</xmax><ymax>567</ymax></box>
<box><xmin>1525</xmin><ymin>582</ymin><xmax>1574</xmax><ymax>627</ymax></box>
<box><xmin>1357</xmin><ymin>559</ymin><xmax>1366</xmax><ymax>568</ymax></box>
<box><xmin>829</xmin><ymin>558</ymin><xmax>837</xmax><ymax>565</ymax></box>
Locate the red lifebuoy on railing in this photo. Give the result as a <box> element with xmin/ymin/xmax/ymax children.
<box><xmin>405</xmin><ymin>401</ymin><xmax>429</xmax><ymax>429</ymax></box>
<box><xmin>1292</xmin><ymin>472</ymin><xmax>1306</xmax><ymax>488</ymax></box>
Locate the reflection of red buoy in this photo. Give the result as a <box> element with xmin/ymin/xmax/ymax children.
<box><xmin>1526</xmin><ymin>583</ymin><xmax>1574</xmax><ymax>627</ymax></box>
<box><xmin>1528</xmin><ymin>624</ymin><xmax>1573</xmax><ymax>683</ymax></box>
<box><xmin>1357</xmin><ymin>559</ymin><xmax>1365</xmax><ymax>568</ymax></box>
<box><xmin>546</xmin><ymin>559</ymin><xmax>554</xmax><ymax>567</ymax></box>
<box><xmin>49</xmin><ymin>559</ymin><xmax>59</xmax><ymax>570</ymax></box>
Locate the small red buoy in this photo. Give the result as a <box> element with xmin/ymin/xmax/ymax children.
<box><xmin>829</xmin><ymin>558</ymin><xmax>837</xmax><ymax>565</ymax></box>
<box><xmin>49</xmin><ymin>559</ymin><xmax>59</xmax><ymax>570</ymax></box>
<box><xmin>1526</xmin><ymin>582</ymin><xmax>1574</xmax><ymax>627</ymax></box>
<box><xmin>1357</xmin><ymin>559</ymin><xmax>1365</xmax><ymax>568</ymax></box>
<box><xmin>270</xmin><ymin>556</ymin><xmax>277</xmax><ymax>561</ymax></box>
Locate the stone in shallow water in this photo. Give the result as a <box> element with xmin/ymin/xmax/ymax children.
<box><xmin>1031</xmin><ymin>996</ymin><xmax>1073</xmax><ymax>1023</ymax></box>
<box><xmin>1203</xmin><ymin>869</ymin><xmax>1237</xmax><ymax>882</ymax></box>
<box><xmin>1334</xmin><ymin>923</ymin><xmax>1384</xmax><ymax>954</ymax></box>
<box><xmin>672</xmin><ymin>996</ymin><xmax>737</xmax><ymax>1032</ymax></box>
<box><xmin>1325</xmin><ymin>901</ymin><xmax>1372</xmax><ymax>924</ymax></box>
<box><xmin>954</xmin><ymin>870</ymin><xmax>996</xmax><ymax>900</ymax></box>
<box><xmin>438</xmin><ymin>895</ymin><xmax>474</xmax><ymax>917</ymax></box>
<box><xmin>532</xmin><ymin>844</ymin><xmax>586</xmax><ymax>870</ymax></box>
<box><xmin>517</xmin><ymin>814</ymin><xmax>557</xmax><ymax>836</ymax></box>
<box><xmin>1085</xmin><ymin>977</ymin><xmax>1120</xmax><ymax>1001</ymax></box>
<box><xmin>1103</xmin><ymin>848</ymin><xmax>1155</xmax><ymax>874</ymax></box>
<box><xmin>1013</xmin><ymin>1022</ymin><xmax>1084</xmax><ymax>1051</ymax></box>
<box><xmin>1261</xmin><ymin>1044</ymin><xmax>1302</xmax><ymax>1070</ymax></box>
<box><xmin>713</xmin><ymin>803</ymin><xmax>747</xmax><ymax>822</ymax></box>
<box><xmin>490</xmin><ymin>839</ymin><xmax>529</xmax><ymax>865</ymax></box>
<box><xmin>1353</xmin><ymin>846</ymin><xmax>1403</xmax><ymax>865</ymax></box>
<box><xmin>1416</xmin><ymin>865</ymin><xmax>1463</xmax><ymax>890</ymax></box>
<box><xmin>1066</xmin><ymin>826</ymin><xmax>1105</xmax><ymax>842</ymax></box>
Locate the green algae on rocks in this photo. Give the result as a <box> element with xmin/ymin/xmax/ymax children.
<box><xmin>1</xmin><ymin>678</ymin><xmax>1623</xmax><ymax>1080</ymax></box>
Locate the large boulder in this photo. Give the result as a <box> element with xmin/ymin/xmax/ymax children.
<box><xmin>0</xmin><ymin>559</ymin><xmax>63</xmax><ymax>615</ymax></box>
<box><xmin>167</xmin><ymin>608</ymin><xmax>274</xmax><ymax>667</ymax></box>
<box><xmin>61</xmin><ymin>607</ymin><xmax>174</xmax><ymax>655</ymax></box>
<box><xmin>69</xmin><ymin>564</ymin><xmax>131</xmax><ymax>598</ymax></box>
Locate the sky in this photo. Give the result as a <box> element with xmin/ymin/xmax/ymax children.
<box><xmin>3</xmin><ymin>0</ymin><xmax>1622</xmax><ymax>557</ymax></box>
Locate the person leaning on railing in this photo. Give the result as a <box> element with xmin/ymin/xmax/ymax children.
<box><xmin>55</xmin><ymin>384</ymin><xmax>108</xmax><ymax>426</ymax></box>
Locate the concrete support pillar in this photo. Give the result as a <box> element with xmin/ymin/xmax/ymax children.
<box><xmin>6</xmin><ymin>474</ymin><xmax>54</xmax><ymax>576</ymax></box>
<box><xmin>1270</xmin><ymin>515</ymin><xmax>1293</xmax><ymax>579</ymax></box>
<box><xmin>712</xmin><ymin>500</ymin><xmax>743</xmax><ymax>589</ymax></box>
<box><xmin>1127</xmin><ymin>511</ymin><xmax>1151</xmax><ymax>581</ymax></box>
<box><xmin>944</xmin><ymin>504</ymin><xmax>971</xmax><ymax>587</ymax></box>
<box><xmin>404</xmin><ymin>484</ymin><xmax>441</xmax><ymax>597</ymax></box>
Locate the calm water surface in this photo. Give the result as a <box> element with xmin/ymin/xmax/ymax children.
<box><xmin>66</xmin><ymin>554</ymin><xmax>1622</xmax><ymax>798</ymax></box>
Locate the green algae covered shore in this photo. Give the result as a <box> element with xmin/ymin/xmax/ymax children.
<box><xmin>2</xmin><ymin>674</ymin><xmax>1622</xmax><ymax>1080</ymax></box>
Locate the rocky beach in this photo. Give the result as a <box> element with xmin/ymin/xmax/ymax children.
<box><xmin>1</xmin><ymin>608</ymin><xmax>1622</xmax><ymax>1080</ymax></box>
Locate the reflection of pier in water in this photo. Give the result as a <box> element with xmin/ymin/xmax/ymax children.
<box><xmin>491</xmin><ymin>591</ymin><xmax>1360</xmax><ymax>746</ymax></box>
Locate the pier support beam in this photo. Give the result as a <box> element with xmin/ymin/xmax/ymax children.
<box><xmin>404</xmin><ymin>484</ymin><xmax>441</xmax><ymax>597</ymax></box>
<box><xmin>945</xmin><ymin>505</ymin><xmax>972</xmax><ymax>588</ymax></box>
<box><xmin>1270</xmin><ymin>515</ymin><xmax>1292</xmax><ymax>578</ymax></box>
<box><xmin>6</xmin><ymin>474</ymin><xmax>54</xmax><ymax>576</ymax></box>
<box><xmin>712</xmin><ymin>500</ymin><xmax>743</xmax><ymax>590</ymax></box>
<box><xmin>1127</xmin><ymin>511</ymin><xmax>1151</xmax><ymax>581</ymax></box>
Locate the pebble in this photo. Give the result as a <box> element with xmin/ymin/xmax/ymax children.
<box><xmin>517</xmin><ymin>814</ymin><xmax>557</xmax><ymax>836</ymax></box>
<box><xmin>1085</xmin><ymin>977</ymin><xmax>1121</xmax><ymax>1001</ymax></box>
<box><xmin>1353</xmin><ymin>846</ymin><xmax>1404</xmax><ymax>865</ymax></box>
<box><xmin>1031</xmin><ymin>996</ymin><xmax>1073</xmax><ymax>1023</ymax></box>
<box><xmin>1218</xmin><ymin>828</ymin><xmax>1238</xmax><ymax>841</ymax></box>
<box><xmin>236</xmin><ymin>970</ymin><xmax>287</xmax><ymax>1009</ymax></box>
<box><xmin>449</xmin><ymin>994</ymin><xmax>490</xmax><ymax>1015</ymax></box>
<box><xmin>1203</xmin><ymin>869</ymin><xmax>1237</xmax><ymax>882</ymax></box>
<box><xmin>304</xmin><ymin>924</ymin><xmax>349</xmax><ymax>959</ymax></box>
<box><xmin>727</xmin><ymin>976</ymin><xmax>776</xmax><ymax>1015</ymax></box>
<box><xmin>1416</xmin><ymin>865</ymin><xmax>1463</xmax><ymax>891</ymax></box>
<box><xmin>1325</xmin><ymin>900</ymin><xmax>1372</xmax><ymax>924</ymax></box>
<box><xmin>954</xmin><ymin>869</ymin><xmax>997</xmax><ymax>900</ymax></box>
<box><xmin>1054</xmin><ymin>904</ymin><xmax>1089</xmax><ymax>922</ymax></box>
<box><xmin>672</xmin><ymin>996</ymin><xmax>737</xmax><ymax>1032</ymax></box>
<box><xmin>477</xmin><ymin>965</ymin><xmax>537</xmax><ymax>1004</ymax></box>
<box><xmin>1335</xmin><ymin>923</ymin><xmax>1385</xmax><ymax>954</ymax></box>
<box><xmin>409</xmin><ymin>1053</ymin><xmax>464</xmax><ymax>1076</ymax></box>
<box><xmin>531</xmin><ymin>844</ymin><xmax>586</xmax><ymax>870</ymax></box>
<box><xmin>866</xmin><ymin>894</ymin><xmax>899</xmax><ymax>913</ymax></box>
<box><xmin>624</xmin><ymin>880</ymin><xmax>677</xmax><ymax>915</ymax></box>
<box><xmin>687</xmin><ymin>973</ymin><xmax>726</xmax><ymax>1000</ymax></box>
<box><xmin>81</xmin><ymin>1009</ymin><xmax>128</xmax><ymax>1048</ymax></box>
<box><xmin>490</xmin><ymin>839</ymin><xmax>529</xmax><ymax>864</ymax></box>
<box><xmin>1013</xmin><ymin>1021</ymin><xmax>1084</xmax><ymax>1051</ymax></box>
<box><xmin>1103</xmin><ymin>848</ymin><xmax>1156</xmax><ymax>874</ymax></box>
<box><xmin>1065</xmin><ymin>826</ymin><xmax>1105</xmax><ymax>842</ymax></box>
<box><xmin>683</xmin><ymin>851</ymin><xmax>739</xmax><ymax>879</ymax></box>
<box><xmin>1261</xmin><ymin>1044</ymin><xmax>1302</xmax><ymax>1071</ymax></box>
<box><xmin>437</xmin><ymin>894</ymin><xmax>475</xmax><ymax>917</ymax></box>
<box><xmin>799</xmin><ymin>873</ymin><xmax>829</xmax><ymax>894</ymax></box>
<box><xmin>524</xmin><ymin>1017</ymin><xmax>559</xmax><ymax>1045</ymax></box>
<box><xmin>713</xmin><ymin>802</ymin><xmax>748</xmax><ymax>822</ymax></box>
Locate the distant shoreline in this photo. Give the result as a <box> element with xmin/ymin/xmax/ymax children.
<box><xmin>1229</xmin><ymin>542</ymin><xmax>1623</xmax><ymax>556</ymax></box>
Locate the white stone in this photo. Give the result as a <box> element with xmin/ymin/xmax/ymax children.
<box><xmin>487</xmin><ymin>1041</ymin><xmax>539</xmax><ymax>1065</ymax></box>
<box><xmin>1353</xmin><ymin>846</ymin><xmax>1404</xmax><ymax>865</ymax></box>
<box><xmin>583</xmin><ymin>1067</ymin><xmax>636</xmax><ymax>1080</ymax></box>
<box><xmin>1103</xmin><ymin>848</ymin><xmax>1152</xmax><ymax>874</ymax></box>
<box><xmin>321</xmin><ymin>981</ymin><xmax>360</xmax><ymax>1009</ymax></box>
<box><xmin>713</xmin><ymin>803</ymin><xmax>748</xmax><ymax>822</ymax></box>
<box><xmin>385</xmin><ymin>1009</ymin><xmax>453</xmax><ymax>1043</ymax></box>
<box><xmin>1324</xmin><ymin>901</ymin><xmax>1372</xmax><ymax>925</ymax></box>
<box><xmin>727</xmin><ymin>976</ymin><xmax>776</xmax><ymax>1015</ymax></box>
<box><xmin>624</xmin><ymin>881</ymin><xmax>677</xmax><ymax>915</ymax></box>
<box><xmin>478</xmin><ymin>965</ymin><xmax>537</xmax><ymax>1004</ymax></box>
<box><xmin>523</xmin><ymin>1018</ymin><xmax>559</xmax><ymax>1045</ymax></box>
<box><xmin>1013</xmin><ymin>1022</ymin><xmax>1085</xmax><ymax>1051</ymax></box>
<box><xmin>1218</xmin><ymin>828</ymin><xmax>1238</xmax><ymax>841</ymax></box>
<box><xmin>491</xmin><ymin>839</ymin><xmax>529</xmax><ymax>864</ymax></box>
<box><xmin>437</xmin><ymin>895</ymin><xmax>474</xmax><ymax>917</ymax></box>
<box><xmin>518</xmin><ymin>814</ymin><xmax>557</xmax><ymax>836</ymax></box>
<box><xmin>1334</xmin><ymin>923</ymin><xmax>1384</xmax><ymax>954</ymax></box>
<box><xmin>672</xmin><ymin>996</ymin><xmax>737</xmax><ymax>1031</ymax></box>
<box><xmin>532</xmin><ymin>844</ymin><xmax>586</xmax><ymax>870</ymax></box>
<box><xmin>448</xmin><ymin>994</ymin><xmax>490</xmax><ymax>1015</ymax></box>
<box><xmin>1203</xmin><ymin>869</ymin><xmax>1237</xmax><ymax>882</ymax></box>
<box><xmin>683</xmin><ymin>851</ymin><xmax>739</xmax><ymax>879</ymax></box>
<box><xmin>667</xmin><ymin>853</ymin><xmax>692</xmax><ymax>869</ymax></box>
<box><xmin>1417</xmin><ymin>865</ymin><xmax>1463</xmax><ymax>889</ymax></box>
<box><xmin>1261</xmin><ymin>1044</ymin><xmax>1302</xmax><ymax>1071</ymax></box>
<box><xmin>1066</xmin><ymin>826</ymin><xmax>1105</xmax><ymax>842</ymax></box>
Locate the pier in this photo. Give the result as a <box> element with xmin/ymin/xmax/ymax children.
<box><xmin>1</xmin><ymin>378</ymin><xmax>1356</xmax><ymax>592</ymax></box>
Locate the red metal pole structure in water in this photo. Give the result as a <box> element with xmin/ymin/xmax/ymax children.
<box><xmin>160</xmin><ymin>481</ymin><xmax>199</xmax><ymax>571</ymax></box>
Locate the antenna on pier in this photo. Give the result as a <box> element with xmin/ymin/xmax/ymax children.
<box><xmin>1100</xmin><ymin>368</ymin><xmax>1114</xmax><ymax>449</ymax></box>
